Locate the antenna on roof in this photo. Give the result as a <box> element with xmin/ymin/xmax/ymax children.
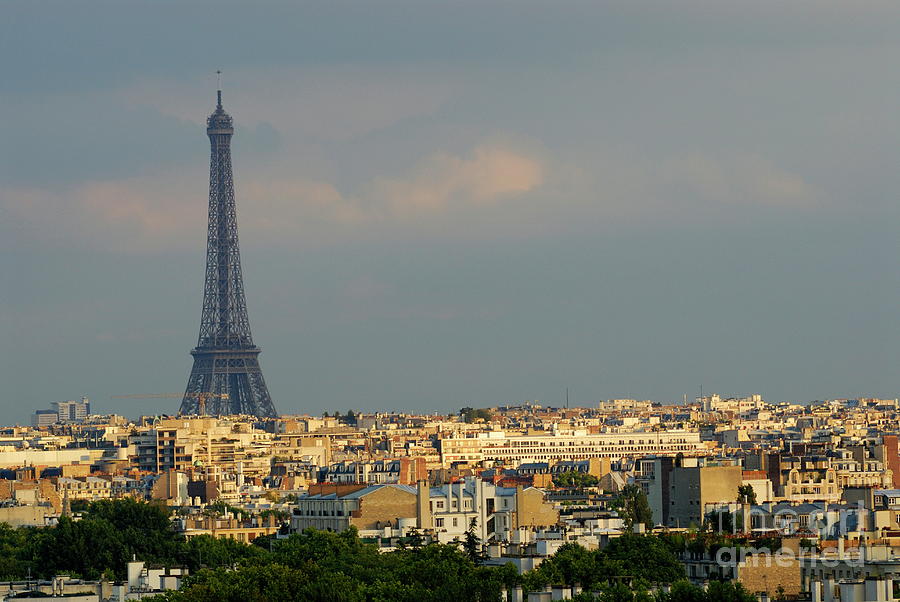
<box><xmin>216</xmin><ymin>70</ymin><xmax>222</xmax><ymax>109</ymax></box>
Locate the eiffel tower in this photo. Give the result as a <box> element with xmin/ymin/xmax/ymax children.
<box><xmin>180</xmin><ymin>87</ymin><xmax>278</xmax><ymax>418</ymax></box>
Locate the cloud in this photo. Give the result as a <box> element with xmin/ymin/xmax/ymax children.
<box><xmin>1</xmin><ymin>143</ymin><xmax>545</xmax><ymax>252</ymax></box>
<box><xmin>1</xmin><ymin>169</ymin><xmax>206</xmax><ymax>253</ymax></box>
<box><xmin>661</xmin><ymin>153</ymin><xmax>817</xmax><ymax>208</ymax></box>
<box><xmin>2</xmin><ymin>141</ymin><xmax>821</xmax><ymax>254</ymax></box>
<box><xmin>373</xmin><ymin>145</ymin><xmax>544</xmax><ymax>215</ymax></box>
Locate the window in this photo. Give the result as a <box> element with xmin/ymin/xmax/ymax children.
<box><xmin>436</xmin><ymin>518</ymin><xmax>445</xmax><ymax>528</ymax></box>
<box><xmin>452</xmin><ymin>518</ymin><xmax>458</xmax><ymax>527</ymax></box>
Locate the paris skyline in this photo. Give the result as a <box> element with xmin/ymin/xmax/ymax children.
<box><xmin>4</xmin><ymin>1</ymin><xmax>900</xmax><ymax>422</ymax></box>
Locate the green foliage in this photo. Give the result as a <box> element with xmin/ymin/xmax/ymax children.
<box><xmin>612</xmin><ymin>484</ymin><xmax>653</xmax><ymax>529</ymax></box>
<box><xmin>146</xmin><ymin>528</ymin><xmax>514</xmax><ymax>602</ymax></box>
<box><xmin>147</xmin><ymin>564</ymin><xmax>338</xmax><ymax>602</ymax></box>
<box><xmin>523</xmin><ymin>535</ymin><xmax>684</xmax><ymax>593</ymax></box>
<box><xmin>601</xmin><ymin>534</ymin><xmax>684</xmax><ymax>583</ymax></box>
<box><xmin>533</xmin><ymin>542</ymin><xmax>596</xmax><ymax>588</ymax></box>
<box><xmin>459</xmin><ymin>407</ymin><xmax>493</xmax><ymax>423</ymax></box>
<box><xmin>179</xmin><ymin>534</ymin><xmax>267</xmax><ymax>571</ymax></box>
<box><xmin>13</xmin><ymin>499</ymin><xmax>182</xmax><ymax>580</ymax></box>
<box><xmin>663</xmin><ymin>581</ymin><xmax>708</xmax><ymax>602</ymax></box>
<box><xmin>1</xmin><ymin>499</ymin><xmax>750</xmax><ymax>602</ymax></box>
<box><xmin>0</xmin><ymin>523</ymin><xmax>29</xmax><ymax>579</ymax></box>
<box><xmin>258</xmin><ymin>508</ymin><xmax>290</xmax><ymax>522</ymax></box>
<box><xmin>463</xmin><ymin>518</ymin><xmax>487</xmax><ymax>564</ymax></box>
<box><xmin>571</xmin><ymin>583</ymin><xmax>655</xmax><ymax>602</ymax></box>
<box><xmin>70</xmin><ymin>499</ymin><xmax>91</xmax><ymax>513</ymax></box>
<box><xmin>703</xmin><ymin>509</ymin><xmax>734</xmax><ymax>534</ymax></box>
<box><xmin>553</xmin><ymin>471</ymin><xmax>600</xmax><ymax>488</ymax></box>
<box><xmin>695</xmin><ymin>580</ymin><xmax>757</xmax><ymax>602</ymax></box>
<box><xmin>0</xmin><ymin>499</ymin><xmax>214</xmax><ymax>580</ymax></box>
<box><xmin>205</xmin><ymin>501</ymin><xmax>248</xmax><ymax>519</ymax></box>
<box><xmin>572</xmin><ymin>579</ymin><xmax>756</xmax><ymax>602</ymax></box>
<box><xmin>0</xmin><ymin>505</ymin><xmax>523</xmax><ymax>601</ymax></box>
<box><xmin>736</xmin><ymin>485</ymin><xmax>757</xmax><ymax>505</ymax></box>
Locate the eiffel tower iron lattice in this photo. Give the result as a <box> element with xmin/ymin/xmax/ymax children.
<box><xmin>180</xmin><ymin>89</ymin><xmax>278</xmax><ymax>418</ymax></box>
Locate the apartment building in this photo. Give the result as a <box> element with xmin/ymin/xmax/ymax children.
<box><xmin>420</xmin><ymin>477</ymin><xmax>559</xmax><ymax>543</ymax></box>
<box><xmin>129</xmin><ymin>417</ymin><xmax>273</xmax><ymax>476</ymax></box>
<box><xmin>440</xmin><ymin>430</ymin><xmax>705</xmax><ymax>467</ymax></box>
<box><xmin>290</xmin><ymin>477</ymin><xmax>558</xmax><ymax>543</ymax></box>
<box><xmin>31</xmin><ymin>398</ymin><xmax>91</xmax><ymax>427</ymax></box>
<box><xmin>318</xmin><ymin>457</ymin><xmax>427</xmax><ymax>485</ymax></box>
<box><xmin>668</xmin><ymin>460</ymin><xmax>743</xmax><ymax>528</ymax></box>
<box><xmin>291</xmin><ymin>483</ymin><xmax>419</xmax><ymax>532</ymax></box>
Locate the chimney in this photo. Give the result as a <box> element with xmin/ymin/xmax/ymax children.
<box><xmin>416</xmin><ymin>479</ymin><xmax>432</xmax><ymax>529</ymax></box>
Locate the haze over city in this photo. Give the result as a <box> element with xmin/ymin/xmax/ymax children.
<box><xmin>4</xmin><ymin>1</ymin><xmax>900</xmax><ymax>423</ymax></box>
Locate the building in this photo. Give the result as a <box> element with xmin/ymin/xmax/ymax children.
<box><xmin>419</xmin><ymin>477</ymin><xmax>559</xmax><ymax>543</ymax></box>
<box><xmin>31</xmin><ymin>398</ymin><xmax>91</xmax><ymax>427</ymax></box>
<box><xmin>801</xmin><ymin>543</ymin><xmax>900</xmax><ymax>601</ymax></box>
<box><xmin>179</xmin><ymin>514</ymin><xmax>281</xmax><ymax>544</ymax></box>
<box><xmin>53</xmin><ymin>398</ymin><xmax>91</xmax><ymax>423</ymax></box>
<box><xmin>439</xmin><ymin>429</ymin><xmax>706</xmax><ymax>467</ymax></box>
<box><xmin>680</xmin><ymin>546</ymin><xmax>801</xmax><ymax>597</ymax></box>
<box><xmin>31</xmin><ymin>410</ymin><xmax>58</xmax><ymax>428</ymax></box>
<box><xmin>290</xmin><ymin>477</ymin><xmax>559</xmax><ymax>543</ymax></box>
<box><xmin>318</xmin><ymin>457</ymin><xmax>427</xmax><ymax>485</ymax></box>
<box><xmin>667</xmin><ymin>460</ymin><xmax>743</xmax><ymax>528</ymax></box>
<box><xmin>291</xmin><ymin>483</ymin><xmax>419</xmax><ymax>532</ymax></box>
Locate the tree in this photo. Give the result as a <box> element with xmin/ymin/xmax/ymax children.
<box><xmin>462</xmin><ymin>518</ymin><xmax>487</xmax><ymax>564</ymax></box>
<box><xmin>524</xmin><ymin>537</ymin><xmax>684</xmax><ymax>595</ymax></box>
<box><xmin>612</xmin><ymin>484</ymin><xmax>653</xmax><ymax>529</ymax></box>
<box><xmin>532</xmin><ymin>542</ymin><xmax>597</xmax><ymax>589</ymax></box>
<box><xmin>459</xmin><ymin>407</ymin><xmax>493</xmax><ymax>423</ymax></box>
<box><xmin>571</xmin><ymin>584</ymin><xmax>655</xmax><ymax>602</ymax></box>
<box><xmin>737</xmin><ymin>485</ymin><xmax>757</xmax><ymax>505</ymax></box>
<box><xmin>704</xmin><ymin>509</ymin><xmax>734</xmax><ymax>534</ymax></box>
<box><xmin>661</xmin><ymin>580</ymin><xmax>708</xmax><ymax>602</ymax></box>
<box><xmin>553</xmin><ymin>471</ymin><xmax>599</xmax><ymax>489</ymax></box>
<box><xmin>599</xmin><ymin>534</ymin><xmax>684</xmax><ymax>584</ymax></box>
<box><xmin>146</xmin><ymin>564</ymin><xmax>329</xmax><ymax>602</ymax></box>
<box><xmin>206</xmin><ymin>501</ymin><xmax>248</xmax><ymax>519</ymax></box>
<box><xmin>0</xmin><ymin>523</ymin><xmax>29</xmax><ymax>579</ymax></box>
<box><xmin>703</xmin><ymin>580</ymin><xmax>757</xmax><ymax>602</ymax></box>
<box><xmin>31</xmin><ymin>499</ymin><xmax>183</xmax><ymax>580</ymax></box>
<box><xmin>179</xmin><ymin>534</ymin><xmax>266</xmax><ymax>571</ymax></box>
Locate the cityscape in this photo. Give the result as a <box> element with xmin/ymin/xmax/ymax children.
<box><xmin>4</xmin><ymin>2</ymin><xmax>900</xmax><ymax>602</ymax></box>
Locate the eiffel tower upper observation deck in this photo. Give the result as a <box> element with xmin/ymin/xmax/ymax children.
<box><xmin>180</xmin><ymin>89</ymin><xmax>278</xmax><ymax>418</ymax></box>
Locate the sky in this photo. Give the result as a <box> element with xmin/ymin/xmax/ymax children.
<box><xmin>3</xmin><ymin>1</ymin><xmax>900</xmax><ymax>422</ymax></box>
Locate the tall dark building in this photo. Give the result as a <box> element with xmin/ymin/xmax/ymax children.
<box><xmin>180</xmin><ymin>89</ymin><xmax>278</xmax><ymax>418</ymax></box>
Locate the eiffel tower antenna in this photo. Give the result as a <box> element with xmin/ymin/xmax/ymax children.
<box><xmin>179</xmin><ymin>86</ymin><xmax>278</xmax><ymax>418</ymax></box>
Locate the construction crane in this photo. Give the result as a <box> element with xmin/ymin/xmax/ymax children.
<box><xmin>110</xmin><ymin>392</ymin><xmax>229</xmax><ymax>416</ymax></box>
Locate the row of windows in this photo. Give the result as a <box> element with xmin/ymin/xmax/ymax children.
<box><xmin>432</xmin><ymin>499</ymin><xmax>474</xmax><ymax>511</ymax></box>
<box><xmin>297</xmin><ymin>507</ymin><xmax>347</xmax><ymax>517</ymax></box>
<box><xmin>481</xmin><ymin>444</ymin><xmax>695</xmax><ymax>455</ymax></box>
<box><xmin>501</xmin><ymin>438</ymin><xmax>693</xmax><ymax>447</ymax></box>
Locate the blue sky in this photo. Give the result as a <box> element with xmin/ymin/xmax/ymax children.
<box><xmin>3</xmin><ymin>1</ymin><xmax>900</xmax><ymax>422</ymax></box>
